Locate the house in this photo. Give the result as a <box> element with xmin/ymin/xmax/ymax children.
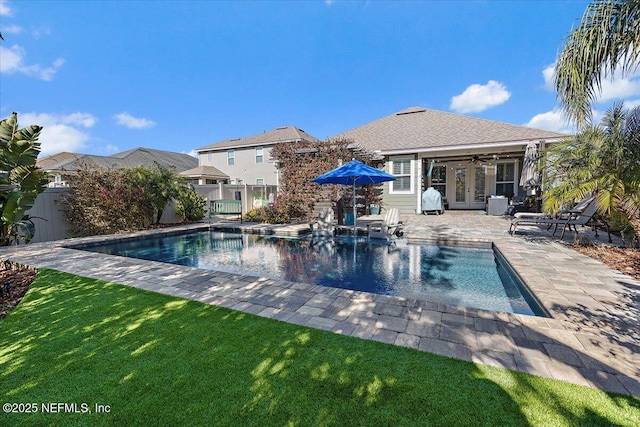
<box><xmin>195</xmin><ymin>126</ymin><xmax>320</xmax><ymax>186</ymax></box>
<box><xmin>178</xmin><ymin>165</ymin><xmax>229</xmax><ymax>185</ymax></box>
<box><xmin>331</xmin><ymin>106</ymin><xmax>567</xmax><ymax>214</ymax></box>
<box><xmin>37</xmin><ymin>147</ymin><xmax>198</xmax><ymax>187</ymax></box>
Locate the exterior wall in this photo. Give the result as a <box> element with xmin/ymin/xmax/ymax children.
<box><xmin>199</xmin><ymin>145</ymin><xmax>279</xmax><ymax>185</ymax></box>
<box><xmin>382</xmin><ymin>155</ymin><xmax>420</xmax><ymax>215</ymax></box>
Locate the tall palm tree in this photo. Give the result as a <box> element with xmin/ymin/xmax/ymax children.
<box><xmin>543</xmin><ymin>103</ymin><xmax>640</xmax><ymax>239</ymax></box>
<box><xmin>554</xmin><ymin>0</ymin><xmax>640</xmax><ymax>127</ymax></box>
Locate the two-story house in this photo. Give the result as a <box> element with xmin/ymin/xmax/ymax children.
<box><xmin>195</xmin><ymin>126</ymin><xmax>320</xmax><ymax>186</ymax></box>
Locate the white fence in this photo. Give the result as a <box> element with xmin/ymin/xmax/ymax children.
<box><xmin>21</xmin><ymin>184</ymin><xmax>279</xmax><ymax>244</ymax></box>
<box><xmin>193</xmin><ymin>184</ymin><xmax>278</xmax><ymax>213</ymax></box>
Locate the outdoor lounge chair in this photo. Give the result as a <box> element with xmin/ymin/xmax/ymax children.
<box><xmin>367</xmin><ymin>208</ymin><xmax>404</xmax><ymax>241</ymax></box>
<box><xmin>509</xmin><ymin>196</ymin><xmax>598</xmax><ymax>239</ymax></box>
<box><xmin>310</xmin><ymin>207</ymin><xmax>336</xmax><ymax>239</ymax></box>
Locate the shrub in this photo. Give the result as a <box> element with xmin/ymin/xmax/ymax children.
<box><xmin>64</xmin><ymin>166</ymin><xmax>155</xmax><ymax>236</ymax></box>
<box><xmin>176</xmin><ymin>187</ymin><xmax>206</xmax><ymax>222</ymax></box>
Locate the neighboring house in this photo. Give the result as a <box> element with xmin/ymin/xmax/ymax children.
<box><xmin>195</xmin><ymin>126</ymin><xmax>320</xmax><ymax>186</ymax></box>
<box><xmin>179</xmin><ymin>165</ymin><xmax>229</xmax><ymax>185</ymax></box>
<box><xmin>332</xmin><ymin>106</ymin><xmax>567</xmax><ymax>214</ymax></box>
<box><xmin>37</xmin><ymin>147</ymin><xmax>198</xmax><ymax>187</ymax></box>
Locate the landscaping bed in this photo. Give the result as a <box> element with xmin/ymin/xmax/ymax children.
<box><xmin>570</xmin><ymin>245</ymin><xmax>640</xmax><ymax>280</ymax></box>
<box><xmin>0</xmin><ymin>261</ymin><xmax>36</xmax><ymax>319</ymax></box>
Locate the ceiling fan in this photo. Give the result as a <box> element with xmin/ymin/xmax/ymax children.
<box><xmin>470</xmin><ymin>155</ymin><xmax>486</xmax><ymax>163</ymax></box>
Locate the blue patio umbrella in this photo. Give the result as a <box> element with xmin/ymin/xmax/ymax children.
<box><xmin>312</xmin><ymin>159</ymin><xmax>395</xmax><ymax>234</ymax></box>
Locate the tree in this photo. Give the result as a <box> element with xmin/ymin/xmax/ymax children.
<box><xmin>269</xmin><ymin>138</ymin><xmax>384</xmax><ymax>223</ymax></box>
<box><xmin>555</xmin><ymin>0</ymin><xmax>640</xmax><ymax>127</ymax></box>
<box><xmin>543</xmin><ymin>103</ymin><xmax>640</xmax><ymax>238</ymax></box>
<box><xmin>134</xmin><ymin>163</ymin><xmax>184</xmax><ymax>224</ymax></box>
<box><xmin>0</xmin><ymin>112</ymin><xmax>48</xmax><ymax>245</ymax></box>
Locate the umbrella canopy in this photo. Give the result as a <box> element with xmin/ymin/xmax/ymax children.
<box><xmin>519</xmin><ymin>141</ymin><xmax>541</xmax><ymax>191</ymax></box>
<box><xmin>312</xmin><ymin>160</ymin><xmax>395</xmax><ymax>234</ymax></box>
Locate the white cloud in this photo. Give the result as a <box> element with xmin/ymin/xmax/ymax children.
<box><xmin>624</xmin><ymin>99</ymin><xmax>640</xmax><ymax>109</ymax></box>
<box><xmin>184</xmin><ymin>149</ymin><xmax>198</xmax><ymax>158</ymax></box>
<box><xmin>2</xmin><ymin>24</ymin><xmax>22</xmax><ymax>35</ymax></box>
<box><xmin>0</xmin><ymin>0</ymin><xmax>13</xmax><ymax>17</ymax></box>
<box><xmin>524</xmin><ymin>109</ymin><xmax>575</xmax><ymax>134</ymax></box>
<box><xmin>542</xmin><ymin>64</ymin><xmax>555</xmax><ymax>91</ymax></box>
<box><xmin>0</xmin><ymin>44</ymin><xmax>64</xmax><ymax>81</ymax></box>
<box><xmin>113</xmin><ymin>112</ymin><xmax>156</xmax><ymax>129</ymax></box>
<box><xmin>450</xmin><ymin>80</ymin><xmax>511</xmax><ymax>113</ymax></box>
<box><xmin>19</xmin><ymin>112</ymin><xmax>97</xmax><ymax>155</ymax></box>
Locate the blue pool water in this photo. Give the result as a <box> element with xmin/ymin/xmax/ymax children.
<box><xmin>80</xmin><ymin>231</ymin><xmax>545</xmax><ymax>316</ymax></box>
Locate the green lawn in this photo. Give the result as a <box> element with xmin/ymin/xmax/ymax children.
<box><xmin>1</xmin><ymin>269</ymin><xmax>638</xmax><ymax>426</ymax></box>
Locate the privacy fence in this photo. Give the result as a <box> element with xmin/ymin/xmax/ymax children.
<box><xmin>24</xmin><ymin>184</ymin><xmax>279</xmax><ymax>244</ymax></box>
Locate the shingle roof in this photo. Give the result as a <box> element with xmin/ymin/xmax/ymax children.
<box><xmin>331</xmin><ymin>106</ymin><xmax>567</xmax><ymax>153</ymax></box>
<box><xmin>179</xmin><ymin>165</ymin><xmax>229</xmax><ymax>180</ymax></box>
<box><xmin>37</xmin><ymin>147</ymin><xmax>198</xmax><ymax>173</ymax></box>
<box><xmin>196</xmin><ymin>126</ymin><xmax>320</xmax><ymax>152</ymax></box>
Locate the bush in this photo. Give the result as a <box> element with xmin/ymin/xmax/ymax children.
<box><xmin>64</xmin><ymin>167</ymin><xmax>155</xmax><ymax>236</ymax></box>
<box><xmin>176</xmin><ymin>188</ymin><xmax>206</xmax><ymax>222</ymax></box>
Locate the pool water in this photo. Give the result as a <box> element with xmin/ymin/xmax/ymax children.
<box><xmin>80</xmin><ymin>231</ymin><xmax>545</xmax><ymax>316</ymax></box>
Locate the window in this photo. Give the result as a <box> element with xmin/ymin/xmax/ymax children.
<box><xmin>227</xmin><ymin>150</ymin><xmax>235</xmax><ymax>166</ymax></box>
<box><xmin>495</xmin><ymin>162</ymin><xmax>515</xmax><ymax>198</ymax></box>
<box><xmin>391</xmin><ymin>158</ymin><xmax>412</xmax><ymax>193</ymax></box>
<box><xmin>429</xmin><ymin>165</ymin><xmax>446</xmax><ymax>198</ymax></box>
<box><xmin>255</xmin><ymin>147</ymin><xmax>264</xmax><ymax>164</ymax></box>
<box><xmin>207</xmin><ymin>152</ymin><xmax>212</xmax><ymax>162</ymax></box>
<box><xmin>256</xmin><ymin>178</ymin><xmax>264</xmax><ymax>185</ymax></box>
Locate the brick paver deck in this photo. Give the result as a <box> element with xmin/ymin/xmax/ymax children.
<box><xmin>1</xmin><ymin>212</ymin><xmax>638</xmax><ymax>396</ymax></box>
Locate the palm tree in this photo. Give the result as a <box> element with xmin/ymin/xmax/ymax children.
<box><xmin>554</xmin><ymin>0</ymin><xmax>640</xmax><ymax>127</ymax></box>
<box><xmin>543</xmin><ymin>103</ymin><xmax>640</xmax><ymax>239</ymax></box>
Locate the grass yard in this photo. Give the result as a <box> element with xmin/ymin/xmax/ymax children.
<box><xmin>1</xmin><ymin>269</ymin><xmax>639</xmax><ymax>426</ymax></box>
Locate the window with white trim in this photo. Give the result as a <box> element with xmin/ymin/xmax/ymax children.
<box><xmin>255</xmin><ymin>147</ymin><xmax>264</xmax><ymax>164</ymax></box>
<box><xmin>256</xmin><ymin>178</ymin><xmax>264</xmax><ymax>185</ymax></box>
<box><xmin>227</xmin><ymin>150</ymin><xmax>235</xmax><ymax>166</ymax></box>
<box><xmin>495</xmin><ymin>162</ymin><xmax>515</xmax><ymax>198</ymax></box>
<box><xmin>390</xmin><ymin>158</ymin><xmax>413</xmax><ymax>193</ymax></box>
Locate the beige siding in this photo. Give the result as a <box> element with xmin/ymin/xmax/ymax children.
<box><xmin>384</xmin><ymin>155</ymin><xmax>419</xmax><ymax>215</ymax></box>
<box><xmin>199</xmin><ymin>146</ymin><xmax>279</xmax><ymax>185</ymax></box>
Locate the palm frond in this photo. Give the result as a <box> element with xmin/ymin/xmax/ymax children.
<box><xmin>554</xmin><ymin>0</ymin><xmax>640</xmax><ymax>127</ymax></box>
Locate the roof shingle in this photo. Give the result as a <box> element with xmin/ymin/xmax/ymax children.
<box><xmin>331</xmin><ymin>106</ymin><xmax>567</xmax><ymax>153</ymax></box>
<box><xmin>196</xmin><ymin>126</ymin><xmax>319</xmax><ymax>152</ymax></box>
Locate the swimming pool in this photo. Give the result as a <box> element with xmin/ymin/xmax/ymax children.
<box><xmin>79</xmin><ymin>231</ymin><xmax>546</xmax><ymax>316</ymax></box>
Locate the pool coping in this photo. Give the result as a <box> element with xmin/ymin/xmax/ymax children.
<box><xmin>1</xmin><ymin>220</ymin><xmax>639</xmax><ymax>396</ymax></box>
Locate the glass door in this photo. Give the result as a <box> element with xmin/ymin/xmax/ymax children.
<box><xmin>449</xmin><ymin>164</ymin><xmax>487</xmax><ymax>209</ymax></box>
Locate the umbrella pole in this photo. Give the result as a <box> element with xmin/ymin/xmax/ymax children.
<box><xmin>352</xmin><ymin>181</ymin><xmax>357</xmax><ymax>236</ymax></box>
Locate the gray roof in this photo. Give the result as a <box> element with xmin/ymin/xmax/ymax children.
<box><xmin>179</xmin><ymin>165</ymin><xmax>229</xmax><ymax>180</ymax></box>
<box><xmin>197</xmin><ymin>126</ymin><xmax>320</xmax><ymax>152</ymax></box>
<box><xmin>331</xmin><ymin>106</ymin><xmax>568</xmax><ymax>153</ymax></box>
<box><xmin>37</xmin><ymin>147</ymin><xmax>198</xmax><ymax>173</ymax></box>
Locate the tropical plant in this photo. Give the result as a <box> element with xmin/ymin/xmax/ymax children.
<box><xmin>134</xmin><ymin>163</ymin><xmax>184</xmax><ymax>224</ymax></box>
<box><xmin>554</xmin><ymin>0</ymin><xmax>640</xmax><ymax>127</ymax></box>
<box><xmin>175</xmin><ymin>185</ymin><xmax>206</xmax><ymax>222</ymax></box>
<box><xmin>543</xmin><ymin>103</ymin><xmax>640</xmax><ymax>239</ymax></box>
<box><xmin>0</xmin><ymin>112</ymin><xmax>48</xmax><ymax>245</ymax></box>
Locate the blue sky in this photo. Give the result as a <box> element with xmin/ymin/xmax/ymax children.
<box><xmin>1</xmin><ymin>0</ymin><xmax>638</xmax><ymax>158</ymax></box>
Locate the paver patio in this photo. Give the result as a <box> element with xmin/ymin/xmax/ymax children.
<box><xmin>1</xmin><ymin>211</ymin><xmax>638</xmax><ymax>396</ymax></box>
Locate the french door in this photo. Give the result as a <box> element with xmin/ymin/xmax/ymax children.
<box><xmin>449</xmin><ymin>164</ymin><xmax>486</xmax><ymax>209</ymax></box>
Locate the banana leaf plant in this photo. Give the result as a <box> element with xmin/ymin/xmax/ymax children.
<box><xmin>0</xmin><ymin>112</ymin><xmax>48</xmax><ymax>246</ymax></box>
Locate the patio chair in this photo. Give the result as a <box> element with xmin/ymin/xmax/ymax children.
<box><xmin>310</xmin><ymin>207</ymin><xmax>336</xmax><ymax>240</ymax></box>
<box><xmin>510</xmin><ymin>196</ymin><xmax>598</xmax><ymax>239</ymax></box>
<box><xmin>367</xmin><ymin>208</ymin><xmax>404</xmax><ymax>241</ymax></box>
